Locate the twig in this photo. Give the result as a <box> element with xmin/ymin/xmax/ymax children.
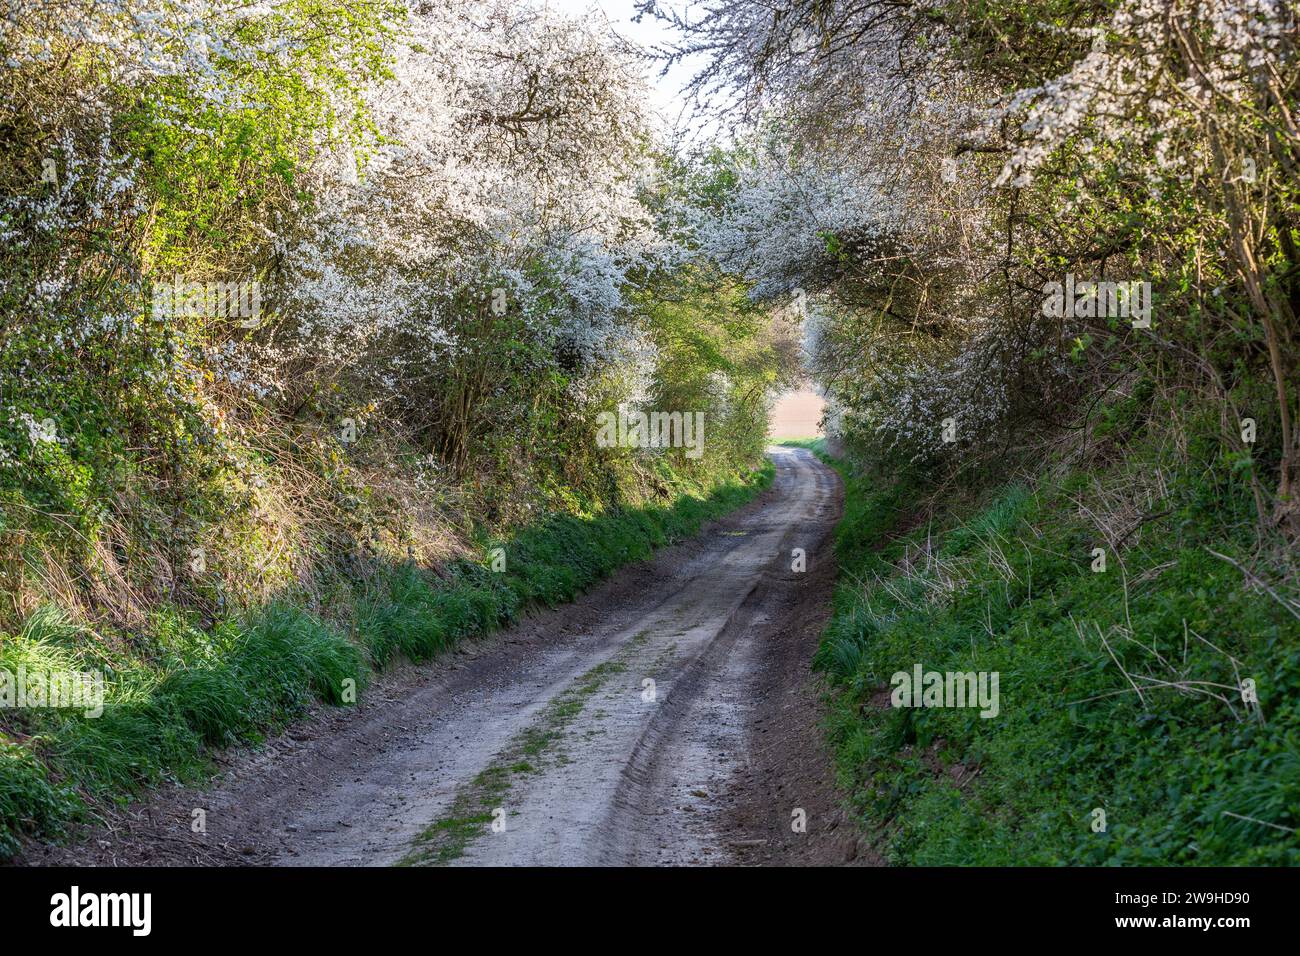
<box><xmin>1096</xmin><ymin>622</ymin><xmax>1146</xmax><ymax>710</ymax></box>
<box><xmin>1222</xmin><ymin>811</ymin><xmax>1297</xmax><ymax>835</ymax></box>
<box><xmin>1204</xmin><ymin>547</ymin><xmax>1300</xmax><ymax>623</ymax></box>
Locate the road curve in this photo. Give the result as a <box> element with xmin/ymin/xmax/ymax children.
<box><xmin>23</xmin><ymin>446</ymin><xmax>851</xmax><ymax>867</ymax></box>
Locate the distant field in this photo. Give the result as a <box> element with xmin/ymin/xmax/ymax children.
<box><xmin>769</xmin><ymin>388</ymin><xmax>825</xmax><ymax>439</ymax></box>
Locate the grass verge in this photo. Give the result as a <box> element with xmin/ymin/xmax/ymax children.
<box><xmin>816</xmin><ymin>437</ymin><xmax>1300</xmax><ymax>864</ymax></box>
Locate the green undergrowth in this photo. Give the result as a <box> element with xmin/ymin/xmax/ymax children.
<box><xmin>817</xmin><ymin>433</ymin><xmax>1300</xmax><ymax>865</ymax></box>
<box><xmin>0</xmin><ymin>458</ymin><xmax>772</xmax><ymax>858</ymax></box>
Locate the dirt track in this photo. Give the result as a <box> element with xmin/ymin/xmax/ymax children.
<box><xmin>22</xmin><ymin>446</ymin><xmax>871</xmax><ymax>867</ymax></box>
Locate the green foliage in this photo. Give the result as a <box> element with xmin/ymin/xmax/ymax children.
<box><xmin>0</xmin><ymin>0</ymin><xmax>403</xmax><ymax>588</ymax></box>
<box><xmin>632</xmin><ymin>262</ymin><xmax>798</xmax><ymax>469</ymax></box>
<box><xmin>818</xmin><ymin>436</ymin><xmax>1300</xmax><ymax>865</ymax></box>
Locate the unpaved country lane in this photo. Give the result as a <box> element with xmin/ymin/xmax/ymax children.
<box><xmin>22</xmin><ymin>446</ymin><xmax>857</xmax><ymax>867</ymax></box>
<box><xmin>431</xmin><ymin>445</ymin><xmax>838</xmax><ymax>866</ymax></box>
